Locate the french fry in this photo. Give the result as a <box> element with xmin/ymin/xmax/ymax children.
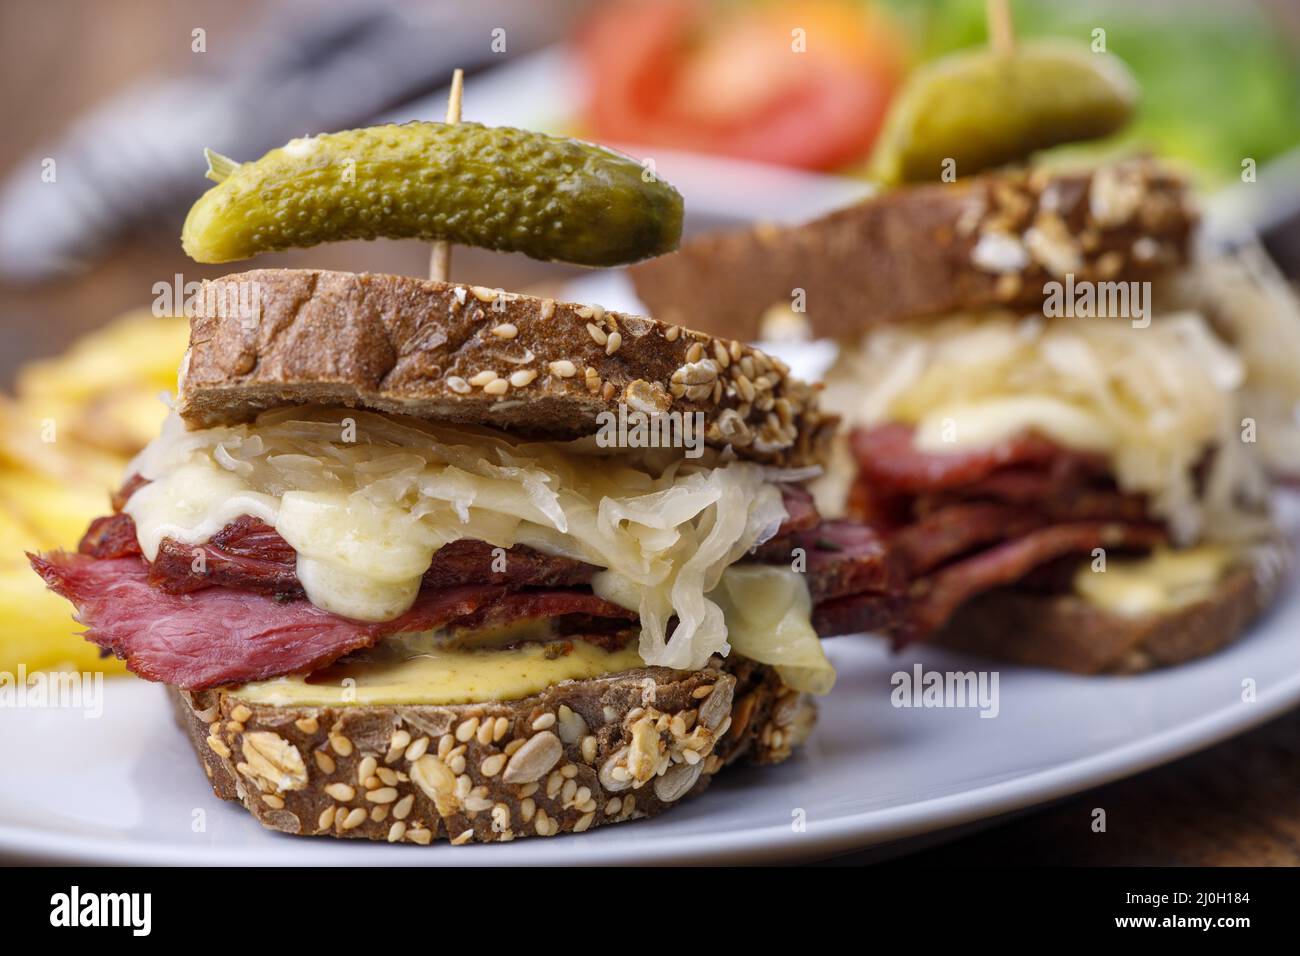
<box><xmin>1</xmin><ymin>308</ymin><xmax>188</xmax><ymax>679</ymax></box>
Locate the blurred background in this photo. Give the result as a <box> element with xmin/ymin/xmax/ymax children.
<box><xmin>1</xmin><ymin>0</ymin><xmax>1299</xmax><ymax>671</ymax></box>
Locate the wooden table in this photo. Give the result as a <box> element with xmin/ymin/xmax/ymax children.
<box><xmin>3</xmin><ymin>0</ymin><xmax>1298</xmax><ymax>867</ymax></box>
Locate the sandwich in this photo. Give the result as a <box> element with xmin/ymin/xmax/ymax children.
<box><xmin>27</xmin><ymin>115</ymin><xmax>904</xmax><ymax>848</ymax></box>
<box><xmin>29</xmin><ymin>117</ymin><xmax>902</xmax><ymax>844</ymax></box>
<box><xmin>630</xmin><ymin>157</ymin><xmax>1298</xmax><ymax>674</ymax></box>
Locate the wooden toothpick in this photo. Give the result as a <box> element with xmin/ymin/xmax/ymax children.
<box><xmin>428</xmin><ymin>68</ymin><xmax>464</xmax><ymax>282</ymax></box>
<box><xmin>986</xmin><ymin>0</ymin><xmax>1015</xmax><ymax>56</ymax></box>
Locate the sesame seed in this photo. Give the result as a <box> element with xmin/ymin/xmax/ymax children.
<box><xmin>448</xmin><ymin>754</ymin><xmax>467</xmax><ymax>775</ymax></box>
<box><xmin>294</xmin><ymin>716</ymin><xmax>319</xmax><ymax>734</ymax></box>
<box><xmin>575</xmin><ymin>305</ymin><xmax>594</xmax><ymax>319</ymax></box>
<box><xmin>484</xmin><ymin>377</ymin><xmax>509</xmax><ymax>396</ymax></box>
<box><xmin>532</xmin><ymin>712</ymin><xmax>557</xmax><ymax>731</ymax></box>
<box><xmin>520</xmin><ymin>797</ymin><xmax>536</xmax><ymax>823</ymax></box>
<box><xmin>601</xmin><ymin>381</ymin><xmax>615</xmax><ymax>401</ymax></box>
<box><xmin>471</xmin><ymin>285</ymin><xmax>498</xmax><ymax>303</ymax></box>
<box><xmin>393</xmin><ymin>794</ymin><xmax>415</xmax><ymax>820</ymax></box>
<box><xmin>450</xmin><ymin>829</ymin><xmax>473</xmax><ymax>846</ymax></box>
<box><xmin>493</xmin><ymin>716</ymin><xmax>510</xmax><ymax>741</ymax></box>
<box><xmin>476</xmin><ymin>720</ymin><xmax>494</xmax><ymax>746</ymax></box>
<box><xmin>586</xmin><ymin>323</ymin><xmax>608</xmax><ymax>346</ymax></box>
<box><xmin>262</xmin><ymin>793</ymin><xmax>284</xmax><ymax>809</ymax></box>
<box><xmin>605</xmin><ymin>798</ymin><xmax>622</xmax><ymax>816</ymax></box>
<box><xmin>438</xmin><ymin>734</ymin><xmax>455</xmax><ymax>757</ymax></box>
<box><xmin>605</xmin><ymin>331</ymin><xmax>622</xmax><ymax>356</ymax></box>
<box><xmin>318</xmin><ymin>806</ymin><xmax>337</xmax><ymax>831</ymax></box>
<box><xmin>329</xmin><ymin>734</ymin><xmax>353</xmax><ymax>757</ymax></box>
<box><xmin>376</xmin><ymin>767</ymin><xmax>399</xmax><ymax>786</ymax></box>
<box><xmin>518</xmin><ymin>781</ymin><xmax>539</xmax><ymax>798</ymax></box>
<box><xmin>686</xmin><ymin>342</ymin><xmax>704</xmax><ymax>363</ymax></box>
<box><xmin>446</xmin><ymin>375</ymin><xmax>471</xmax><ymax>394</ymax></box>
<box><xmin>468</xmin><ymin>370</ymin><xmax>498</xmax><ymax>387</ymax></box>
<box><xmin>370</xmin><ymin>805</ymin><xmax>388</xmax><ymax>822</ymax></box>
<box><xmin>387</xmin><ymin>821</ymin><xmax>406</xmax><ymax>843</ymax></box>
<box><xmin>230</xmin><ymin>704</ymin><xmax>252</xmax><ymax>723</ymax></box>
<box><xmin>491</xmin><ymin>323</ymin><xmax>518</xmax><ymax>339</ymax></box>
<box><xmin>340</xmin><ymin>807</ymin><xmax>367</xmax><ymax>830</ymax></box>
<box><xmin>357</xmin><ymin>756</ymin><xmax>378</xmax><ymax>784</ymax></box>
<box><xmin>480</xmin><ymin>754</ymin><xmax>507</xmax><ymax>777</ymax></box>
<box><xmin>509</xmin><ymin>369</ymin><xmax>537</xmax><ymax>388</ymax></box>
<box><xmin>325</xmin><ymin>783</ymin><xmax>355</xmax><ymax>802</ymax></box>
<box><xmin>692</xmin><ymin>684</ymin><xmax>714</xmax><ymax>699</ymax></box>
<box><xmin>665</xmin><ymin>325</ymin><xmax>680</xmax><ymax>342</ymax></box>
<box><xmin>574</xmin><ymin>811</ymin><xmax>595</xmax><ymax>833</ymax></box>
<box><xmin>548</xmin><ymin>359</ymin><xmax>576</xmax><ymax>378</ymax></box>
<box><xmin>539</xmin><ymin>298</ymin><xmax>556</xmax><ymax>320</ymax></box>
<box><xmin>366</xmin><ymin>787</ymin><xmax>399</xmax><ymax>804</ymax></box>
<box><xmin>581</xmin><ymin>735</ymin><xmax>598</xmax><ymax>764</ymax></box>
<box><xmin>314</xmin><ymin>750</ymin><xmax>335</xmax><ymax>774</ymax></box>
<box><xmin>206</xmin><ymin>735</ymin><xmax>230</xmax><ymax>758</ymax></box>
<box><xmin>405</xmin><ymin>736</ymin><xmax>429</xmax><ymax>762</ymax></box>
<box><xmin>409</xmin><ymin>827</ymin><xmax>434</xmax><ymax>845</ymax></box>
<box><xmin>713</xmin><ymin>341</ymin><xmax>730</xmax><ymax>368</ymax></box>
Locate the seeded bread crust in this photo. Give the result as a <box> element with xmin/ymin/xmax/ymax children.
<box><xmin>171</xmin><ymin>657</ymin><xmax>815</xmax><ymax>846</ymax></box>
<box><xmin>629</xmin><ymin>158</ymin><xmax>1195</xmax><ymax>340</ymax></box>
<box><xmin>929</xmin><ymin>541</ymin><xmax>1291</xmax><ymax>674</ymax></box>
<box><xmin>178</xmin><ymin>268</ymin><xmax>835</xmax><ymax>468</ymax></box>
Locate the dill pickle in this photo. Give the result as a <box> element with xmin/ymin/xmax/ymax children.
<box><xmin>182</xmin><ymin>122</ymin><xmax>683</xmax><ymax>267</ymax></box>
<box><xmin>870</xmin><ymin>40</ymin><xmax>1138</xmax><ymax>186</ymax></box>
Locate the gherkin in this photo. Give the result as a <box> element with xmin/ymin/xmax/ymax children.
<box><xmin>870</xmin><ymin>40</ymin><xmax>1139</xmax><ymax>186</ymax></box>
<box><xmin>182</xmin><ymin>122</ymin><xmax>683</xmax><ymax>267</ymax></box>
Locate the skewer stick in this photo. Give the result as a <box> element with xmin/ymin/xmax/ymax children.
<box><xmin>986</xmin><ymin>0</ymin><xmax>1015</xmax><ymax>56</ymax></box>
<box><xmin>428</xmin><ymin>68</ymin><xmax>464</xmax><ymax>282</ymax></box>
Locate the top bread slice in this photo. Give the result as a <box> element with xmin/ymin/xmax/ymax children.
<box><xmin>178</xmin><ymin>269</ymin><xmax>834</xmax><ymax>468</ymax></box>
<box><xmin>629</xmin><ymin>157</ymin><xmax>1196</xmax><ymax>341</ymax></box>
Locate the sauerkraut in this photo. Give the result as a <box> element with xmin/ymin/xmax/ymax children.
<box><xmin>125</xmin><ymin>406</ymin><xmax>815</xmax><ymax>673</ymax></box>
<box><xmin>820</xmin><ymin>309</ymin><xmax>1273</xmax><ymax>544</ymax></box>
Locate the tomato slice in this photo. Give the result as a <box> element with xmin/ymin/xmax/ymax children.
<box><xmin>574</xmin><ymin>0</ymin><xmax>907</xmax><ymax>171</ymax></box>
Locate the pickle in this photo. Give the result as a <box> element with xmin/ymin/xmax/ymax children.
<box><xmin>182</xmin><ymin>122</ymin><xmax>683</xmax><ymax>267</ymax></box>
<box><xmin>870</xmin><ymin>40</ymin><xmax>1138</xmax><ymax>186</ymax></box>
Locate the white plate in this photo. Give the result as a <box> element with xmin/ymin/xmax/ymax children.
<box><xmin>3</xmin><ymin>493</ymin><xmax>1298</xmax><ymax>866</ymax></box>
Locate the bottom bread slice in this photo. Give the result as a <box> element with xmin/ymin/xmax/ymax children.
<box><xmin>171</xmin><ymin>655</ymin><xmax>815</xmax><ymax>846</ymax></box>
<box><xmin>929</xmin><ymin>540</ymin><xmax>1292</xmax><ymax>674</ymax></box>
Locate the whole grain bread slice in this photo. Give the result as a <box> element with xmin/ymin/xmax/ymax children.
<box><xmin>172</xmin><ymin>656</ymin><xmax>813</xmax><ymax>846</ymax></box>
<box><xmin>178</xmin><ymin>268</ymin><xmax>835</xmax><ymax>467</ymax></box>
<box><xmin>629</xmin><ymin>157</ymin><xmax>1195</xmax><ymax>341</ymax></box>
<box><xmin>928</xmin><ymin>540</ymin><xmax>1291</xmax><ymax>674</ymax></box>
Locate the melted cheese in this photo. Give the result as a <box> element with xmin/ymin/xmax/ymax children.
<box><xmin>712</xmin><ymin>564</ymin><xmax>835</xmax><ymax>694</ymax></box>
<box><xmin>1072</xmin><ymin>545</ymin><xmax>1235</xmax><ymax>617</ymax></box>
<box><xmin>231</xmin><ymin>640</ymin><xmax>645</xmax><ymax>707</ymax></box>
<box><xmin>913</xmin><ymin>396</ymin><xmax>1114</xmax><ymax>454</ymax></box>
